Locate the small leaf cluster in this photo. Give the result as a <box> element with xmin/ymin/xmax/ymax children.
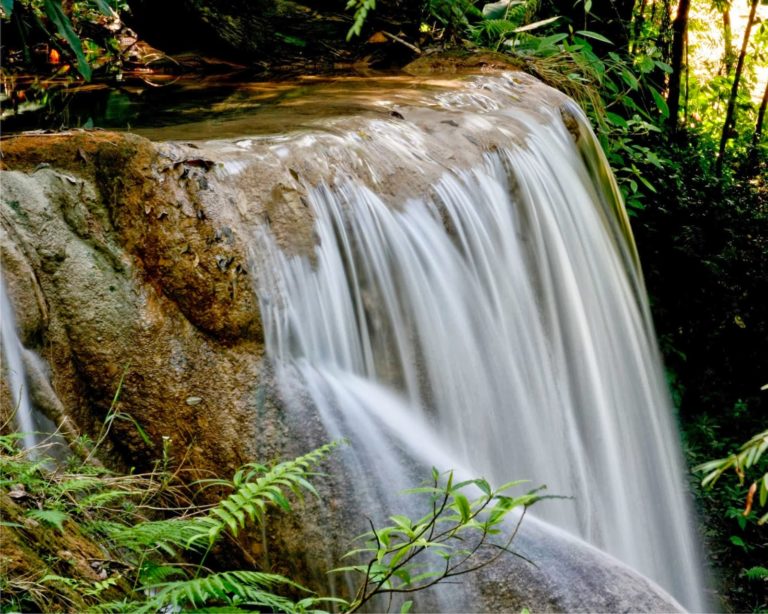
<box><xmin>335</xmin><ymin>468</ymin><xmax>547</xmax><ymax>613</ymax></box>
<box><xmin>697</xmin><ymin>428</ymin><xmax>768</xmax><ymax>526</ymax></box>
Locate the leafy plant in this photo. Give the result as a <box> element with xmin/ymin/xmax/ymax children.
<box><xmin>335</xmin><ymin>468</ymin><xmax>548</xmax><ymax>613</ymax></box>
<box><xmin>2</xmin><ymin>0</ymin><xmax>123</xmax><ymax>81</ymax></box>
<box><xmin>2</xmin><ymin>431</ymin><xmax>541</xmax><ymax>613</ymax></box>
<box><xmin>346</xmin><ymin>0</ymin><xmax>376</xmax><ymax>41</ymax></box>
<box><xmin>697</xmin><ymin>427</ymin><xmax>768</xmax><ymax>525</ymax></box>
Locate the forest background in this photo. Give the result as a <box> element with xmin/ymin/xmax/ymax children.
<box><xmin>1</xmin><ymin>0</ymin><xmax>767</xmax><ymax>611</ymax></box>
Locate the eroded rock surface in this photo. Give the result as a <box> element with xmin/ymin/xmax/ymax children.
<box><xmin>0</xmin><ymin>132</ymin><xmax>266</xmax><ymax>474</ymax></box>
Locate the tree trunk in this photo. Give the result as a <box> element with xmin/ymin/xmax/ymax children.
<box><xmin>746</xmin><ymin>80</ymin><xmax>768</xmax><ymax>171</ymax></box>
<box><xmin>666</xmin><ymin>0</ymin><xmax>691</xmax><ymax>130</ymax></box>
<box><xmin>722</xmin><ymin>7</ymin><xmax>734</xmax><ymax>75</ymax></box>
<box><xmin>630</xmin><ymin>0</ymin><xmax>650</xmax><ymax>53</ymax></box>
<box><xmin>754</xmin><ymin>81</ymin><xmax>768</xmax><ymax>148</ymax></box>
<box><xmin>716</xmin><ymin>0</ymin><xmax>759</xmax><ymax>176</ymax></box>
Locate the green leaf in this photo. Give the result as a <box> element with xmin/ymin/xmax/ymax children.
<box><xmin>390</xmin><ymin>514</ymin><xmax>413</xmax><ymax>532</ymax></box>
<box><xmin>482</xmin><ymin>0</ymin><xmax>524</xmax><ymax>20</ymax></box>
<box><xmin>400</xmin><ymin>599</ymin><xmax>414</xmax><ymax>613</ymax></box>
<box><xmin>474</xmin><ymin>478</ymin><xmax>491</xmax><ymax>496</ymax></box>
<box><xmin>575</xmin><ymin>30</ymin><xmax>613</xmax><ymax>45</ymax></box>
<box><xmin>496</xmin><ymin>479</ymin><xmax>528</xmax><ymax>493</ymax></box>
<box><xmin>745</xmin><ymin>566</ymin><xmax>768</xmax><ymax>581</ymax></box>
<box><xmin>275</xmin><ymin>32</ymin><xmax>307</xmax><ymax>47</ymax></box>
<box><xmin>537</xmin><ymin>32</ymin><xmax>569</xmax><ymax>49</ymax></box>
<box><xmin>649</xmin><ymin>87</ymin><xmax>669</xmax><ymax>120</ymax></box>
<box><xmin>27</xmin><ymin>508</ymin><xmax>69</xmax><ymax>533</ymax></box>
<box><xmin>730</xmin><ymin>535</ymin><xmax>747</xmax><ymax>548</ymax></box>
<box><xmin>43</xmin><ymin>0</ymin><xmax>92</xmax><ymax>81</ymax></box>
<box><xmin>620</xmin><ymin>68</ymin><xmax>639</xmax><ymax>90</ymax></box>
<box><xmin>606</xmin><ymin>112</ymin><xmax>628</xmax><ymax>128</ymax></box>
<box><xmin>514</xmin><ymin>16</ymin><xmax>559</xmax><ymax>33</ymax></box>
<box><xmin>453</xmin><ymin>493</ymin><xmax>471</xmax><ymax>523</ymax></box>
<box><xmin>92</xmin><ymin>0</ymin><xmax>113</xmax><ymax>15</ymax></box>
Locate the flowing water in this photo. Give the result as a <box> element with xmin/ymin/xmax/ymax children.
<box><xmin>1</xmin><ymin>271</ymin><xmax>37</xmax><ymax>451</ymax></box>
<box><xmin>250</xmin><ymin>72</ymin><xmax>707</xmax><ymax>611</ymax></box>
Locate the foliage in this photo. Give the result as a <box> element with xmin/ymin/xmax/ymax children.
<box><xmin>346</xmin><ymin>0</ymin><xmax>376</xmax><ymax>41</ymax></box>
<box><xmin>1</xmin><ymin>0</ymin><xmax>127</xmax><ymax>81</ymax></box>
<box><xmin>697</xmin><ymin>428</ymin><xmax>768</xmax><ymax>525</ymax></box>
<box><xmin>1</xmin><ymin>433</ymin><xmax>538</xmax><ymax>613</ymax></box>
<box><xmin>334</xmin><ymin>469</ymin><xmax>546</xmax><ymax>612</ymax></box>
<box><xmin>0</xmin><ymin>435</ymin><xmax>339</xmax><ymax>612</ymax></box>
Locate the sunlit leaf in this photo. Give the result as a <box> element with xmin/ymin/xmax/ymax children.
<box><xmin>92</xmin><ymin>0</ymin><xmax>114</xmax><ymax>15</ymax></box>
<box><xmin>575</xmin><ymin>29</ymin><xmax>613</xmax><ymax>45</ymax></box>
<box><xmin>649</xmin><ymin>87</ymin><xmax>669</xmax><ymax>119</ymax></box>
<box><xmin>514</xmin><ymin>15</ymin><xmax>559</xmax><ymax>33</ymax></box>
<box><xmin>481</xmin><ymin>0</ymin><xmax>524</xmax><ymax>20</ymax></box>
<box><xmin>42</xmin><ymin>0</ymin><xmax>91</xmax><ymax>81</ymax></box>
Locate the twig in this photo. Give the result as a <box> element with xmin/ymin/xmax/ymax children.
<box><xmin>382</xmin><ymin>31</ymin><xmax>422</xmax><ymax>55</ymax></box>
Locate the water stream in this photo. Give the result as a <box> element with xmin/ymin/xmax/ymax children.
<box><xmin>251</xmin><ymin>73</ymin><xmax>707</xmax><ymax>611</ymax></box>
<box><xmin>1</xmin><ymin>271</ymin><xmax>37</xmax><ymax>452</ymax></box>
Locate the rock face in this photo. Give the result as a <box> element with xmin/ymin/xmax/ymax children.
<box><xmin>0</xmin><ymin>132</ymin><xmax>268</xmax><ymax>475</ymax></box>
<box><xmin>0</xmin><ymin>73</ymin><xmax>689</xmax><ymax>612</ymax></box>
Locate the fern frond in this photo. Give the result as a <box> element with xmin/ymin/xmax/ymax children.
<box><xmin>79</xmin><ymin>489</ymin><xmax>139</xmax><ymax>509</ymax></box>
<box><xmin>190</xmin><ymin>441</ymin><xmax>339</xmax><ymax>547</ymax></box>
<box><xmin>482</xmin><ymin>18</ymin><xmax>521</xmax><ymax>36</ymax></box>
<box><xmin>745</xmin><ymin>566</ymin><xmax>768</xmax><ymax>581</ymax></box>
<box><xmin>27</xmin><ymin>509</ymin><xmax>70</xmax><ymax>533</ymax></box>
<box><xmin>138</xmin><ymin>561</ymin><xmax>187</xmax><ymax>585</ymax></box>
<box><xmin>90</xmin><ymin>598</ymin><xmax>141</xmax><ymax>613</ymax></box>
<box><xmin>141</xmin><ymin>570</ymin><xmax>309</xmax><ymax>613</ymax></box>
<box><xmin>111</xmin><ymin>518</ymin><xmax>207</xmax><ymax>555</ymax></box>
<box><xmin>54</xmin><ymin>477</ymin><xmax>106</xmax><ymax>494</ymax></box>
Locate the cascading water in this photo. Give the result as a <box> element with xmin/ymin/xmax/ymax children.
<box><xmin>1</xmin><ymin>271</ymin><xmax>37</xmax><ymax>452</ymax></box>
<box><xmin>248</xmin><ymin>72</ymin><xmax>706</xmax><ymax>611</ymax></box>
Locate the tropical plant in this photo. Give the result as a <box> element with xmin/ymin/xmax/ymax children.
<box><xmin>1</xmin><ymin>0</ymin><xmax>124</xmax><ymax>80</ymax></box>
<box><xmin>697</xmin><ymin>426</ymin><xmax>768</xmax><ymax>526</ymax></box>
<box><xmin>335</xmin><ymin>468</ymin><xmax>547</xmax><ymax>613</ymax></box>
<box><xmin>1</xmin><ymin>431</ymin><xmax>539</xmax><ymax>613</ymax></box>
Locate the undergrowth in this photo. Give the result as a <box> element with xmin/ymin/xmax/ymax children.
<box><xmin>0</xmin><ymin>433</ymin><xmax>540</xmax><ymax>613</ymax></box>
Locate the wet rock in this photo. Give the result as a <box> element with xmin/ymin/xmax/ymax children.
<box><xmin>0</xmin><ymin>73</ymin><xmax>696</xmax><ymax>612</ymax></box>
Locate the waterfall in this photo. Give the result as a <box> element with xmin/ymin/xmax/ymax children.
<box><xmin>1</xmin><ymin>271</ymin><xmax>38</xmax><ymax>452</ymax></box>
<box><xmin>250</xmin><ymin>73</ymin><xmax>706</xmax><ymax>610</ymax></box>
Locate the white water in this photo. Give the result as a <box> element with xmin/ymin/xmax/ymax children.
<box><xmin>1</xmin><ymin>271</ymin><xmax>38</xmax><ymax>451</ymax></box>
<box><xmin>252</xmin><ymin>74</ymin><xmax>706</xmax><ymax>610</ymax></box>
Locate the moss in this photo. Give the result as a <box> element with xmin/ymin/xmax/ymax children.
<box><xmin>404</xmin><ymin>51</ymin><xmax>524</xmax><ymax>75</ymax></box>
<box><xmin>0</xmin><ymin>493</ymin><xmax>129</xmax><ymax>611</ymax></box>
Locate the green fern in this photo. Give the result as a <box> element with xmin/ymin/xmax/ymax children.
<box><xmin>54</xmin><ymin>476</ymin><xmax>107</xmax><ymax>495</ymax></box>
<box><xmin>138</xmin><ymin>561</ymin><xmax>188</xmax><ymax>586</ymax></box>
<box><xmin>477</xmin><ymin>18</ymin><xmax>520</xmax><ymax>40</ymax></box>
<box><xmin>110</xmin><ymin>518</ymin><xmax>207</xmax><ymax>555</ymax></box>
<box><xmin>346</xmin><ymin>0</ymin><xmax>376</xmax><ymax>41</ymax></box>
<box><xmin>187</xmin><ymin>440</ymin><xmax>339</xmax><ymax>547</ymax></box>
<box><xmin>78</xmin><ymin>488</ymin><xmax>136</xmax><ymax>508</ymax></box>
<box><xmin>27</xmin><ymin>509</ymin><xmax>70</xmax><ymax>533</ymax></box>
<box><xmin>138</xmin><ymin>570</ymin><xmax>308</xmax><ymax>613</ymax></box>
<box><xmin>745</xmin><ymin>566</ymin><xmax>768</xmax><ymax>581</ymax></box>
<box><xmin>0</xmin><ymin>432</ymin><xmax>25</xmax><ymax>454</ymax></box>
